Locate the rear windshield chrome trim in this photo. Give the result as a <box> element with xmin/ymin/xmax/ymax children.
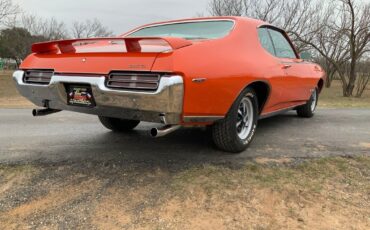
<box><xmin>124</xmin><ymin>19</ymin><xmax>236</xmax><ymax>39</ymax></box>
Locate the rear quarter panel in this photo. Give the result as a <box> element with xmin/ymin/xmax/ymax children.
<box><xmin>151</xmin><ymin>19</ymin><xmax>326</xmax><ymax>120</ymax></box>
<box><xmin>151</xmin><ymin>19</ymin><xmax>281</xmax><ymax>118</ymax></box>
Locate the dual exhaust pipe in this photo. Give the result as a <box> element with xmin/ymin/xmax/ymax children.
<box><xmin>150</xmin><ymin>125</ymin><xmax>181</xmax><ymax>138</ymax></box>
<box><xmin>32</xmin><ymin>108</ymin><xmax>61</xmax><ymax>117</ymax></box>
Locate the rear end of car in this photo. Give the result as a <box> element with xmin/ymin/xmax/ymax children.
<box><xmin>13</xmin><ymin>18</ymin><xmax>258</xmax><ymax>153</ymax></box>
<box><xmin>13</xmin><ymin>37</ymin><xmax>188</xmax><ymax>124</ymax></box>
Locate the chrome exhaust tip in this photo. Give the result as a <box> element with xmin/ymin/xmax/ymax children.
<box><xmin>150</xmin><ymin>125</ymin><xmax>181</xmax><ymax>138</ymax></box>
<box><xmin>32</xmin><ymin>108</ymin><xmax>61</xmax><ymax>117</ymax></box>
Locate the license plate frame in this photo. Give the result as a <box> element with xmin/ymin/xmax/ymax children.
<box><xmin>66</xmin><ymin>84</ymin><xmax>95</xmax><ymax>107</ymax></box>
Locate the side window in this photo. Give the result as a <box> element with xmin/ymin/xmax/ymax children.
<box><xmin>268</xmin><ymin>29</ymin><xmax>297</xmax><ymax>59</ymax></box>
<box><xmin>258</xmin><ymin>28</ymin><xmax>275</xmax><ymax>56</ymax></box>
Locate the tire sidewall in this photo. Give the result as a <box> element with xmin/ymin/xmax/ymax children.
<box><xmin>311</xmin><ymin>88</ymin><xmax>318</xmax><ymax>113</ymax></box>
<box><xmin>297</xmin><ymin>88</ymin><xmax>318</xmax><ymax>118</ymax></box>
<box><xmin>232</xmin><ymin>89</ymin><xmax>259</xmax><ymax>148</ymax></box>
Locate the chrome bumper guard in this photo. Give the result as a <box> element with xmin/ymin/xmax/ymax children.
<box><xmin>13</xmin><ymin>71</ymin><xmax>184</xmax><ymax>124</ymax></box>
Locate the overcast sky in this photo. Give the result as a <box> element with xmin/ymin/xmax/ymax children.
<box><xmin>13</xmin><ymin>0</ymin><xmax>211</xmax><ymax>34</ymax></box>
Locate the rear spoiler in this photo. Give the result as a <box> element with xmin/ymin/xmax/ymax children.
<box><xmin>31</xmin><ymin>37</ymin><xmax>193</xmax><ymax>54</ymax></box>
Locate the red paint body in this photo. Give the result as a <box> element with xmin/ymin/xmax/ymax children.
<box><xmin>20</xmin><ymin>17</ymin><xmax>325</xmax><ymax>124</ymax></box>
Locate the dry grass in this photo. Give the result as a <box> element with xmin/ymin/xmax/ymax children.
<box><xmin>319</xmin><ymin>80</ymin><xmax>370</xmax><ymax>108</ymax></box>
<box><xmin>1</xmin><ymin>70</ymin><xmax>369</xmax><ymax>109</ymax></box>
<box><xmin>0</xmin><ymin>157</ymin><xmax>369</xmax><ymax>229</ymax></box>
<box><xmin>0</xmin><ymin>71</ymin><xmax>33</xmax><ymax>108</ymax></box>
<box><xmin>167</xmin><ymin>157</ymin><xmax>370</xmax><ymax>229</ymax></box>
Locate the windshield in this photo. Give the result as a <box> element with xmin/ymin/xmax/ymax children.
<box><xmin>126</xmin><ymin>20</ymin><xmax>234</xmax><ymax>40</ymax></box>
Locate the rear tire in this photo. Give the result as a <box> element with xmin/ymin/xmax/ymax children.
<box><xmin>98</xmin><ymin>116</ymin><xmax>140</xmax><ymax>132</ymax></box>
<box><xmin>212</xmin><ymin>87</ymin><xmax>259</xmax><ymax>153</ymax></box>
<box><xmin>297</xmin><ymin>88</ymin><xmax>318</xmax><ymax>118</ymax></box>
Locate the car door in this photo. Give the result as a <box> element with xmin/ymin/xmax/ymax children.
<box><xmin>267</xmin><ymin>28</ymin><xmax>310</xmax><ymax>104</ymax></box>
<box><xmin>257</xmin><ymin>27</ymin><xmax>288</xmax><ymax>113</ymax></box>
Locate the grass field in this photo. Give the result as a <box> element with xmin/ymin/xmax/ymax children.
<box><xmin>1</xmin><ymin>70</ymin><xmax>369</xmax><ymax>108</ymax></box>
<box><xmin>320</xmin><ymin>81</ymin><xmax>370</xmax><ymax>108</ymax></box>
<box><xmin>0</xmin><ymin>157</ymin><xmax>369</xmax><ymax>229</ymax></box>
<box><xmin>0</xmin><ymin>71</ymin><xmax>33</xmax><ymax>108</ymax></box>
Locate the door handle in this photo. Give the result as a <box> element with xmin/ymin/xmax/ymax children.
<box><xmin>282</xmin><ymin>64</ymin><xmax>292</xmax><ymax>69</ymax></box>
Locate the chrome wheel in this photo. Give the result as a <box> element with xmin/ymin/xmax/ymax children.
<box><xmin>311</xmin><ymin>89</ymin><xmax>317</xmax><ymax>112</ymax></box>
<box><xmin>212</xmin><ymin>87</ymin><xmax>258</xmax><ymax>153</ymax></box>
<box><xmin>236</xmin><ymin>97</ymin><xmax>254</xmax><ymax>140</ymax></box>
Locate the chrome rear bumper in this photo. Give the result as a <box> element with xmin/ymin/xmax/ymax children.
<box><xmin>13</xmin><ymin>70</ymin><xmax>184</xmax><ymax>124</ymax></box>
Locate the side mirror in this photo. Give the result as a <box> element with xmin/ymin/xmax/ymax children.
<box><xmin>300</xmin><ymin>51</ymin><xmax>312</xmax><ymax>60</ymax></box>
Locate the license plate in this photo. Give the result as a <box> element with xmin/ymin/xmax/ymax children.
<box><xmin>67</xmin><ymin>85</ymin><xmax>95</xmax><ymax>107</ymax></box>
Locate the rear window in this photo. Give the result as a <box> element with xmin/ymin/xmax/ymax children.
<box><xmin>126</xmin><ymin>20</ymin><xmax>234</xmax><ymax>40</ymax></box>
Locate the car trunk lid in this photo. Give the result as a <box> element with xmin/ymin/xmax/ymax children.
<box><xmin>20</xmin><ymin>37</ymin><xmax>192</xmax><ymax>74</ymax></box>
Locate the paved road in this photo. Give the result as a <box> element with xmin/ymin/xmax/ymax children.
<box><xmin>0</xmin><ymin>109</ymin><xmax>369</xmax><ymax>164</ymax></box>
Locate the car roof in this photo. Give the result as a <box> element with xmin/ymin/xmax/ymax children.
<box><xmin>122</xmin><ymin>16</ymin><xmax>269</xmax><ymax>37</ymax></box>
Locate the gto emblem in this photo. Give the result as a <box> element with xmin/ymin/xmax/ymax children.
<box><xmin>128</xmin><ymin>64</ymin><xmax>146</xmax><ymax>69</ymax></box>
<box><xmin>82</xmin><ymin>58</ymin><xmax>87</xmax><ymax>63</ymax></box>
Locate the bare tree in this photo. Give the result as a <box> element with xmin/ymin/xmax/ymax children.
<box><xmin>337</xmin><ymin>0</ymin><xmax>370</xmax><ymax>96</ymax></box>
<box><xmin>293</xmin><ymin>5</ymin><xmax>350</xmax><ymax>88</ymax></box>
<box><xmin>209</xmin><ymin>0</ymin><xmax>244</xmax><ymax>16</ymax></box>
<box><xmin>71</xmin><ymin>18</ymin><xmax>113</xmax><ymax>38</ymax></box>
<box><xmin>209</xmin><ymin>0</ymin><xmax>320</xmax><ymax>52</ymax></box>
<box><xmin>20</xmin><ymin>14</ymin><xmax>68</xmax><ymax>40</ymax></box>
<box><xmin>355</xmin><ymin>62</ymin><xmax>370</xmax><ymax>97</ymax></box>
<box><xmin>19</xmin><ymin>15</ymin><xmax>114</xmax><ymax>40</ymax></box>
<box><xmin>207</xmin><ymin>0</ymin><xmax>370</xmax><ymax>97</ymax></box>
<box><xmin>247</xmin><ymin>0</ymin><xmax>285</xmax><ymax>24</ymax></box>
<box><xmin>297</xmin><ymin>0</ymin><xmax>370</xmax><ymax>96</ymax></box>
<box><xmin>0</xmin><ymin>0</ymin><xmax>20</xmax><ymax>26</ymax></box>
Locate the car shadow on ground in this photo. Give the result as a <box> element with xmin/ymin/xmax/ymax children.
<box><xmin>49</xmin><ymin>112</ymin><xmax>304</xmax><ymax>165</ymax></box>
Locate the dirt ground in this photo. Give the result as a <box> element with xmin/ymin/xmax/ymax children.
<box><xmin>0</xmin><ymin>157</ymin><xmax>369</xmax><ymax>229</ymax></box>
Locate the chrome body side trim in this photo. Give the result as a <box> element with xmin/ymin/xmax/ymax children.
<box><xmin>13</xmin><ymin>70</ymin><xmax>184</xmax><ymax>124</ymax></box>
<box><xmin>183</xmin><ymin>116</ymin><xmax>224</xmax><ymax>123</ymax></box>
<box><xmin>259</xmin><ymin>104</ymin><xmax>305</xmax><ymax>120</ymax></box>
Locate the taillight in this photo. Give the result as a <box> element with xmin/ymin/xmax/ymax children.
<box><xmin>23</xmin><ymin>70</ymin><xmax>54</xmax><ymax>85</ymax></box>
<box><xmin>106</xmin><ymin>72</ymin><xmax>160</xmax><ymax>91</ymax></box>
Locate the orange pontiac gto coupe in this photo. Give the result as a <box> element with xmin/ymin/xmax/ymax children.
<box><xmin>13</xmin><ymin>17</ymin><xmax>325</xmax><ymax>153</ymax></box>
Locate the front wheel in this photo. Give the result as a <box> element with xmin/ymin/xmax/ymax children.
<box><xmin>98</xmin><ymin>116</ymin><xmax>140</xmax><ymax>132</ymax></box>
<box><xmin>297</xmin><ymin>88</ymin><xmax>318</xmax><ymax>118</ymax></box>
<box><xmin>212</xmin><ymin>87</ymin><xmax>259</xmax><ymax>153</ymax></box>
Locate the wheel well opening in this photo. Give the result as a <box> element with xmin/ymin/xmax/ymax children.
<box><xmin>317</xmin><ymin>79</ymin><xmax>324</xmax><ymax>93</ymax></box>
<box><xmin>248</xmin><ymin>81</ymin><xmax>270</xmax><ymax>114</ymax></box>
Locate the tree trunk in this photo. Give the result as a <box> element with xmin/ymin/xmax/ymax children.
<box><xmin>337</xmin><ymin>72</ymin><xmax>349</xmax><ymax>97</ymax></box>
<box><xmin>343</xmin><ymin>60</ymin><xmax>357</xmax><ymax>97</ymax></box>
<box><xmin>343</xmin><ymin>84</ymin><xmax>355</xmax><ymax>97</ymax></box>
<box><xmin>325</xmin><ymin>78</ymin><xmax>332</xmax><ymax>88</ymax></box>
<box><xmin>325</xmin><ymin>70</ymin><xmax>335</xmax><ymax>88</ymax></box>
<box><xmin>343</xmin><ymin>85</ymin><xmax>350</xmax><ymax>97</ymax></box>
<box><xmin>345</xmin><ymin>81</ymin><xmax>356</xmax><ymax>97</ymax></box>
<box><xmin>355</xmin><ymin>75</ymin><xmax>370</xmax><ymax>98</ymax></box>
